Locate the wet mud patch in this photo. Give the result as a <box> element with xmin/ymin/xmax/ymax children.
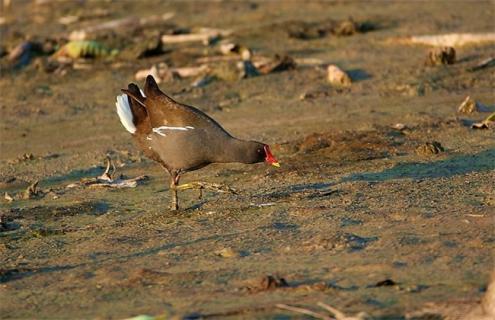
<box><xmin>6</xmin><ymin>201</ymin><xmax>109</xmax><ymax>221</ymax></box>
<box><xmin>344</xmin><ymin>148</ymin><xmax>495</xmax><ymax>182</ymax></box>
<box><xmin>240</xmin><ymin>274</ymin><xmax>342</xmax><ymax>294</ymax></box>
<box><xmin>302</xmin><ymin>232</ymin><xmax>379</xmax><ymax>253</ymax></box>
<box><xmin>268</xmin><ymin>17</ymin><xmax>377</xmax><ymax>40</ymax></box>
<box><xmin>258</xmin><ymin>182</ymin><xmax>335</xmax><ymax>201</ymax></box>
<box><xmin>277</xmin><ymin>127</ymin><xmax>417</xmax><ymax>163</ymax></box>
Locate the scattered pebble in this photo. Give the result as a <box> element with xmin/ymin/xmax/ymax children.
<box><xmin>245</xmin><ymin>275</ymin><xmax>289</xmax><ymax>293</ymax></box>
<box><xmin>237</xmin><ymin>60</ymin><xmax>260</xmax><ymax>78</ymax></box>
<box><xmin>260</xmin><ymin>275</ymin><xmax>289</xmax><ymax>290</ymax></box>
<box><xmin>332</xmin><ymin>17</ymin><xmax>360</xmax><ymax>36</ymax></box>
<box><xmin>257</xmin><ymin>54</ymin><xmax>297</xmax><ymax>74</ymax></box>
<box><xmin>392</xmin><ymin>123</ymin><xmax>408</xmax><ymax>131</ymax></box>
<box><xmin>215</xmin><ymin>247</ymin><xmax>239</xmax><ymax>258</ymax></box>
<box><xmin>4</xmin><ymin>192</ymin><xmax>14</xmax><ymax>202</ymax></box>
<box><xmin>8</xmin><ymin>153</ymin><xmax>35</xmax><ymax>164</ymax></box>
<box><xmin>191</xmin><ymin>74</ymin><xmax>216</xmax><ymax>88</ymax></box>
<box><xmin>286</xmin><ymin>17</ymin><xmax>372</xmax><ymax>40</ymax></box>
<box><xmin>327</xmin><ymin>65</ymin><xmax>351</xmax><ymax>87</ymax></box>
<box><xmin>299</xmin><ymin>90</ymin><xmax>331</xmax><ymax>101</ymax></box>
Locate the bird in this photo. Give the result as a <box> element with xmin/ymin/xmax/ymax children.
<box><xmin>115</xmin><ymin>75</ymin><xmax>279</xmax><ymax>210</ymax></box>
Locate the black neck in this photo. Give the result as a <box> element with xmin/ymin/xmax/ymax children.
<box><xmin>214</xmin><ymin>138</ymin><xmax>260</xmax><ymax>164</ymax></box>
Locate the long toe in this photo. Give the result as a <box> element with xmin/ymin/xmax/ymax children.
<box><xmin>176</xmin><ymin>182</ymin><xmax>237</xmax><ymax>194</ymax></box>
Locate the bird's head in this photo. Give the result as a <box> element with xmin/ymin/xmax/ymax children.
<box><xmin>263</xmin><ymin>144</ymin><xmax>280</xmax><ymax>167</ymax></box>
<box><xmin>248</xmin><ymin>142</ymin><xmax>280</xmax><ymax>167</ymax></box>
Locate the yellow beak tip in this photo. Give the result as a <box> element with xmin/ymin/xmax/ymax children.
<box><xmin>271</xmin><ymin>162</ymin><xmax>281</xmax><ymax>168</ymax></box>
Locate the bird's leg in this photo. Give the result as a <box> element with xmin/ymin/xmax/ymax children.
<box><xmin>169</xmin><ymin>173</ymin><xmax>180</xmax><ymax>211</ymax></box>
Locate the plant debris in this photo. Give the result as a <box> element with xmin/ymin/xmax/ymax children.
<box><xmin>161</xmin><ymin>27</ymin><xmax>231</xmax><ymax>45</ymax></box>
<box><xmin>286</xmin><ymin>17</ymin><xmax>373</xmax><ymax>40</ymax></box>
<box><xmin>73</xmin><ymin>157</ymin><xmax>149</xmax><ymax>189</ymax></box>
<box><xmin>257</xmin><ymin>54</ymin><xmax>297</xmax><ymax>74</ymax></box>
<box><xmin>4</xmin><ymin>192</ymin><xmax>14</xmax><ymax>202</ymax></box>
<box><xmin>415</xmin><ymin>141</ymin><xmax>445</xmax><ymax>156</ymax></box>
<box><xmin>68</xmin><ymin>13</ymin><xmax>175</xmax><ymax>41</ymax></box>
<box><xmin>135</xmin><ymin>63</ymin><xmax>181</xmax><ymax>83</ymax></box>
<box><xmin>53</xmin><ymin>40</ymin><xmax>118</xmax><ymax>60</ymax></box>
<box><xmin>215</xmin><ymin>247</ymin><xmax>239</xmax><ymax>258</ymax></box>
<box><xmin>471</xmin><ymin>112</ymin><xmax>495</xmax><ymax>129</ymax></box>
<box><xmin>397</xmin><ymin>32</ymin><xmax>495</xmax><ymax>47</ymax></box>
<box><xmin>300</xmin><ymin>90</ymin><xmax>331</xmax><ymax>101</ymax></box>
<box><xmin>426</xmin><ymin>46</ymin><xmax>456</xmax><ymax>66</ymax></box>
<box><xmin>457</xmin><ymin>96</ymin><xmax>490</xmax><ymax>114</ymax></box>
<box><xmin>277</xmin><ymin>301</ymin><xmax>369</xmax><ymax>320</ymax></box>
<box><xmin>468</xmin><ymin>57</ymin><xmax>495</xmax><ymax>72</ymax></box>
<box><xmin>23</xmin><ymin>180</ymin><xmax>43</xmax><ymax>199</ymax></box>
<box><xmin>373</xmin><ymin>279</ymin><xmax>397</xmax><ymax>287</ymax></box>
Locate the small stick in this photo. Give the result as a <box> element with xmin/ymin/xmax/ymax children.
<box><xmin>161</xmin><ymin>33</ymin><xmax>217</xmax><ymax>44</ymax></box>
<box><xmin>276</xmin><ymin>304</ymin><xmax>335</xmax><ymax>320</ymax></box>
<box><xmin>317</xmin><ymin>302</ymin><xmax>346</xmax><ymax>319</ymax></box>
<box><xmin>69</xmin><ymin>13</ymin><xmax>175</xmax><ymax>40</ymax></box>
<box><xmin>161</xmin><ymin>28</ymin><xmax>232</xmax><ymax>44</ymax></box>
<box><xmin>395</xmin><ymin>32</ymin><xmax>495</xmax><ymax>47</ymax></box>
<box><xmin>98</xmin><ymin>156</ymin><xmax>115</xmax><ymax>181</ymax></box>
<box><xmin>172</xmin><ymin>65</ymin><xmax>209</xmax><ymax>77</ymax></box>
<box><xmin>317</xmin><ymin>302</ymin><xmax>368</xmax><ymax>320</ymax></box>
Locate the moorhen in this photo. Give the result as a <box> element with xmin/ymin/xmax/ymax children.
<box><xmin>116</xmin><ymin>75</ymin><xmax>279</xmax><ymax>210</ymax></box>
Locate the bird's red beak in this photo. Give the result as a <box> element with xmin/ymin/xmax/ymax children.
<box><xmin>264</xmin><ymin>145</ymin><xmax>280</xmax><ymax>167</ymax></box>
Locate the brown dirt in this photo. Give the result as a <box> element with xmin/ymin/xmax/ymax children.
<box><xmin>1</xmin><ymin>1</ymin><xmax>494</xmax><ymax>319</ymax></box>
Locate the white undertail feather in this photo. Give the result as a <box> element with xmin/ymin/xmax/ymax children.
<box><xmin>115</xmin><ymin>94</ymin><xmax>136</xmax><ymax>134</ymax></box>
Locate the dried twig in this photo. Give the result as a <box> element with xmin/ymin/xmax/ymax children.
<box><xmin>276</xmin><ymin>302</ymin><xmax>369</xmax><ymax>320</ymax></box>
<box><xmin>69</xmin><ymin>13</ymin><xmax>175</xmax><ymax>40</ymax></box>
<box><xmin>396</xmin><ymin>32</ymin><xmax>495</xmax><ymax>47</ymax></box>
<box><xmin>468</xmin><ymin>57</ymin><xmax>495</xmax><ymax>72</ymax></box>
<box><xmin>471</xmin><ymin>112</ymin><xmax>495</xmax><ymax>129</ymax></box>
<box><xmin>276</xmin><ymin>304</ymin><xmax>335</xmax><ymax>320</ymax></box>
<box><xmin>161</xmin><ymin>28</ymin><xmax>232</xmax><ymax>45</ymax></box>
<box><xmin>23</xmin><ymin>180</ymin><xmax>40</xmax><ymax>199</ymax></box>
<box><xmin>76</xmin><ymin>157</ymin><xmax>149</xmax><ymax>189</ymax></box>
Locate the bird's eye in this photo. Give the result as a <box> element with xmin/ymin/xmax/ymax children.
<box><xmin>257</xmin><ymin>148</ymin><xmax>262</xmax><ymax>153</ymax></box>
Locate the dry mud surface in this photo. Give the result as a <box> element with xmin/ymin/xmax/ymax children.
<box><xmin>0</xmin><ymin>1</ymin><xmax>494</xmax><ymax>319</ymax></box>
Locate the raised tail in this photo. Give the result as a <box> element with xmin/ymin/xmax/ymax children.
<box><xmin>116</xmin><ymin>83</ymin><xmax>147</xmax><ymax>134</ymax></box>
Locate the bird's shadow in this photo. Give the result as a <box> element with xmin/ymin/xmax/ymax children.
<box><xmin>341</xmin><ymin>148</ymin><xmax>495</xmax><ymax>182</ymax></box>
<box><xmin>347</xmin><ymin>69</ymin><xmax>372</xmax><ymax>82</ymax></box>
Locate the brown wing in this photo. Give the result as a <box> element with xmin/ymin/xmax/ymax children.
<box><xmin>142</xmin><ymin>75</ymin><xmax>232</xmax><ymax>136</ymax></box>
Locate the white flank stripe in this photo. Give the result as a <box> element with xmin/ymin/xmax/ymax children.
<box><xmin>115</xmin><ymin>94</ymin><xmax>136</xmax><ymax>134</ymax></box>
<box><xmin>152</xmin><ymin>125</ymin><xmax>194</xmax><ymax>137</ymax></box>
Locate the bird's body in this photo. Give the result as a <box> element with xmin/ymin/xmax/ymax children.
<box><xmin>116</xmin><ymin>75</ymin><xmax>278</xmax><ymax>209</ymax></box>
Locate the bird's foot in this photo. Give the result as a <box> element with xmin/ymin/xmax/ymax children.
<box><xmin>176</xmin><ymin>182</ymin><xmax>237</xmax><ymax>199</ymax></box>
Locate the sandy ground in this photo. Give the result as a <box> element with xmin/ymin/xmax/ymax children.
<box><xmin>0</xmin><ymin>1</ymin><xmax>494</xmax><ymax>319</ymax></box>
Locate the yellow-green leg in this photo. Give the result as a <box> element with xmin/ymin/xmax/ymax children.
<box><xmin>169</xmin><ymin>172</ymin><xmax>180</xmax><ymax>211</ymax></box>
